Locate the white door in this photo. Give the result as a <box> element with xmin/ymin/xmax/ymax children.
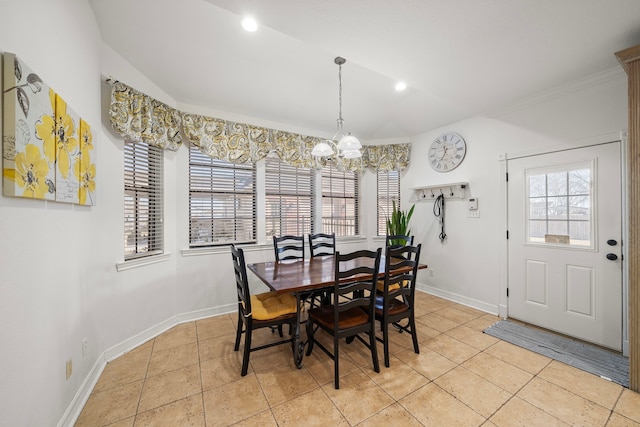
<box><xmin>507</xmin><ymin>142</ymin><xmax>623</xmax><ymax>350</ymax></box>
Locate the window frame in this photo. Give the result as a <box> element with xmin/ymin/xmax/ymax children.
<box><xmin>321</xmin><ymin>162</ymin><xmax>359</xmax><ymax>236</ymax></box>
<box><xmin>377</xmin><ymin>170</ymin><xmax>400</xmax><ymax>236</ymax></box>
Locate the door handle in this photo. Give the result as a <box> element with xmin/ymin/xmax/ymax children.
<box><xmin>606</xmin><ymin>253</ymin><xmax>618</xmax><ymax>261</ymax></box>
<box><xmin>607</xmin><ymin>239</ymin><xmax>618</xmax><ymax>246</ymax></box>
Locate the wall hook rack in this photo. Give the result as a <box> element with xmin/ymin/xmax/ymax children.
<box><xmin>410</xmin><ymin>182</ymin><xmax>468</xmax><ymax>201</ymax></box>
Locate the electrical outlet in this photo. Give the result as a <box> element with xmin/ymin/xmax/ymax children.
<box><xmin>468</xmin><ymin>209</ymin><xmax>480</xmax><ymax>218</ymax></box>
<box><xmin>82</xmin><ymin>338</ymin><xmax>88</xmax><ymax>357</ymax></box>
<box><xmin>427</xmin><ymin>268</ymin><xmax>434</xmax><ymax>277</ymax></box>
<box><xmin>66</xmin><ymin>359</ymin><xmax>72</xmax><ymax>380</ymax></box>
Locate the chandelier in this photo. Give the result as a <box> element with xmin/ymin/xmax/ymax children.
<box><xmin>311</xmin><ymin>57</ymin><xmax>362</xmax><ymax>159</ymax></box>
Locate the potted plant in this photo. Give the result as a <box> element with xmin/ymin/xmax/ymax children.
<box><xmin>386</xmin><ymin>201</ymin><xmax>415</xmax><ymax>246</ymax></box>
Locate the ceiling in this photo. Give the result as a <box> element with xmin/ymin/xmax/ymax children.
<box><xmin>89</xmin><ymin>0</ymin><xmax>640</xmax><ymax>141</ymax></box>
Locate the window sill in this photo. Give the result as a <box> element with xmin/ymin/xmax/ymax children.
<box><xmin>116</xmin><ymin>253</ymin><xmax>172</xmax><ymax>271</ymax></box>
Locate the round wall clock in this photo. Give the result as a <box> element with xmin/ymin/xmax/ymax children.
<box><xmin>428</xmin><ymin>132</ymin><xmax>466</xmax><ymax>172</ymax></box>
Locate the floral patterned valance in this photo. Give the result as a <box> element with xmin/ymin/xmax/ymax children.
<box><xmin>108</xmin><ymin>80</ymin><xmax>411</xmax><ymax>171</ymax></box>
<box><xmin>108</xmin><ymin>82</ymin><xmax>182</xmax><ymax>151</ymax></box>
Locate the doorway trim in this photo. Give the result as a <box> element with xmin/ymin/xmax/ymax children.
<box><xmin>498</xmin><ymin>131</ymin><xmax>629</xmax><ymax>355</ymax></box>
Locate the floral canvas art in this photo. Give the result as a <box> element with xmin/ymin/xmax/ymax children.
<box><xmin>2</xmin><ymin>52</ymin><xmax>96</xmax><ymax>205</ymax></box>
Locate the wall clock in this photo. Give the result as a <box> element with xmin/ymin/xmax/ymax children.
<box><xmin>428</xmin><ymin>132</ymin><xmax>466</xmax><ymax>172</ymax></box>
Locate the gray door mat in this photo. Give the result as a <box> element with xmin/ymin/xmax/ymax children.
<box><xmin>484</xmin><ymin>319</ymin><xmax>629</xmax><ymax>388</ymax></box>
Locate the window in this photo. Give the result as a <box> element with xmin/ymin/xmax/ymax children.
<box><xmin>377</xmin><ymin>170</ymin><xmax>400</xmax><ymax>235</ymax></box>
<box><xmin>189</xmin><ymin>147</ymin><xmax>256</xmax><ymax>246</ymax></box>
<box><xmin>265</xmin><ymin>157</ymin><xmax>314</xmax><ymax>237</ymax></box>
<box><xmin>124</xmin><ymin>141</ymin><xmax>163</xmax><ymax>259</ymax></box>
<box><xmin>526</xmin><ymin>162</ymin><xmax>593</xmax><ymax>247</ymax></box>
<box><xmin>321</xmin><ymin>163</ymin><xmax>359</xmax><ymax>236</ymax></box>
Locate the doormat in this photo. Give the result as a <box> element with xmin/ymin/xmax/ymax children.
<box><xmin>484</xmin><ymin>320</ymin><xmax>629</xmax><ymax>388</ymax></box>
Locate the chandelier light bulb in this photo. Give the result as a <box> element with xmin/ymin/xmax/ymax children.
<box><xmin>241</xmin><ymin>16</ymin><xmax>258</xmax><ymax>32</ymax></box>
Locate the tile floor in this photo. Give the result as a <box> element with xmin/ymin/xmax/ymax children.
<box><xmin>75</xmin><ymin>292</ymin><xmax>640</xmax><ymax>426</ymax></box>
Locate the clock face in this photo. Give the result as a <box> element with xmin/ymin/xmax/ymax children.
<box><xmin>428</xmin><ymin>132</ymin><xmax>466</xmax><ymax>172</ymax></box>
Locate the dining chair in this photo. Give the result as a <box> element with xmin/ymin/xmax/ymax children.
<box><xmin>308</xmin><ymin>232</ymin><xmax>336</xmax><ymax>257</ymax></box>
<box><xmin>305</xmin><ymin>248</ymin><xmax>382</xmax><ymax>389</ymax></box>
<box><xmin>385</xmin><ymin>234</ymin><xmax>414</xmax><ymax>249</ymax></box>
<box><xmin>375</xmin><ymin>243</ymin><xmax>422</xmax><ymax>367</ymax></box>
<box><xmin>231</xmin><ymin>245</ymin><xmax>298</xmax><ymax>376</ymax></box>
<box><xmin>273</xmin><ymin>235</ymin><xmax>305</xmax><ymax>261</ymax></box>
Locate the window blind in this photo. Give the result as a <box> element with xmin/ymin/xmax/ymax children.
<box><xmin>377</xmin><ymin>170</ymin><xmax>400</xmax><ymax>235</ymax></box>
<box><xmin>321</xmin><ymin>163</ymin><xmax>359</xmax><ymax>236</ymax></box>
<box><xmin>189</xmin><ymin>147</ymin><xmax>256</xmax><ymax>246</ymax></box>
<box><xmin>124</xmin><ymin>141</ymin><xmax>164</xmax><ymax>259</ymax></box>
<box><xmin>265</xmin><ymin>157</ymin><xmax>314</xmax><ymax>237</ymax></box>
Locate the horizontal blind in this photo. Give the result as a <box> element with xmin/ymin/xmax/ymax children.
<box><xmin>189</xmin><ymin>147</ymin><xmax>256</xmax><ymax>246</ymax></box>
<box><xmin>265</xmin><ymin>157</ymin><xmax>314</xmax><ymax>237</ymax></box>
<box><xmin>377</xmin><ymin>170</ymin><xmax>400</xmax><ymax>235</ymax></box>
<box><xmin>124</xmin><ymin>141</ymin><xmax>163</xmax><ymax>259</ymax></box>
<box><xmin>321</xmin><ymin>163</ymin><xmax>359</xmax><ymax>236</ymax></box>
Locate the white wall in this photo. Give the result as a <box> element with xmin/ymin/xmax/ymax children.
<box><xmin>0</xmin><ymin>1</ymin><xmax>629</xmax><ymax>425</ymax></box>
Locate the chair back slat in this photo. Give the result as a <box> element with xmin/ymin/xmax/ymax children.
<box><xmin>273</xmin><ymin>235</ymin><xmax>305</xmax><ymax>261</ymax></box>
<box><xmin>231</xmin><ymin>245</ymin><xmax>251</xmax><ymax>316</ymax></box>
<box><xmin>385</xmin><ymin>234</ymin><xmax>414</xmax><ymax>249</ymax></box>
<box><xmin>308</xmin><ymin>233</ymin><xmax>336</xmax><ymax>257</ymax></box>
<box><xmin>383</xmin><ymin>244</ymin><xmax>421</xmax><ymax>301</ymax></box>
<box><xmin>334</xmin><ymin>249</ymin><xmax>382</xmax><ymax>324</ymax></box>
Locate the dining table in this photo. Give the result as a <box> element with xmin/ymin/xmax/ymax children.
<box><xmin>247</xmin><ymin>254</ymin><xmax>426</xmax><ymax>368</ymax></box>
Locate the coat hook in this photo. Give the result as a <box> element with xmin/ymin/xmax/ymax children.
<box><xmin>421</xmin><ymin>190</ymin><xmax>426</xmax><ymax>199</ymax></box>
<box><xmin>430</xmin><ymin>189</ymin><xmax>435</xmax><ymax>198</ymax></box>
<box><xmin>449</xmin><ymin>187</ymin><xmax>454</xmax><ymax>197</ymax></box>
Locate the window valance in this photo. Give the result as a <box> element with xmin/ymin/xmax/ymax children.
<box><xmin>108</xmin><ymin>80</ymin><xmax>411</xmax><ymax>171</ymax></box>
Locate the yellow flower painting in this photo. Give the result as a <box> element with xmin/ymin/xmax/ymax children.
<box><xmin>35</xmin><ymin>88</ymin><xmax>57</xmax><ymax>165</ymax></box>
<box><xmin>15</xmin><ymin>144</ymin><xmax>50</xmax><ymax>199</ymax></box>
<box><xmin>55</xmin><ymin>94</ymin><xmax>79</xmax><ymax>179</ymax></box>
<box><xmin>74</xmin><ymin>151</ymin><xmax>96</xmax><ymax>205</ymax></box>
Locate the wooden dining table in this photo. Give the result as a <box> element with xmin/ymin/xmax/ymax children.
<box><xmin>247</xmin><ymin>254</ymin><xmax>426</xmax><ymax>368</ymax></box>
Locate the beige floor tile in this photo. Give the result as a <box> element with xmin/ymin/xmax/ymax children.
<box><xmin>256</xmin><ymin>363</ymin><xmax>319</xmax><ymax>406</ymax></box>
<box><xmin>138</xmin><ymin>364</ymin><xmax>202</xmax><ymax>413</ymax></box>
<box><xmin>399</xmin><ymin>382</ymin><xmax>486</xmax><ymax>426</ymax></box>
<box><xmin>302</xmin><ymin>348</ymin><xmax>359</xmax><ymax>386</ymax></box>
<box><xmin>464</xmin><ymin>314</ymin><xmax>501</xmax><ymax>332</ymax></box>
<box><xmin>322</xmin><ymin>370</ymin><xmax>395</xmax><ymax>426</ymax></box>
<box><xmin>203</xmin><ymin>375</ymin><xmax>269</xmax><ymax>427</ymax></box>
<box><xmin>614</xmin><ymin>389</ymin><xmax>640</xmax><ymax>423</ymax></box>
<box><xmin>484</xmin><ymin>340</ymin><xmax>551</xmax><ymax>375</ymax></box>
<box><xmin>358</xmin><ymin>402</ymin><xmax>423</xmax><ymax>427</ymax></box>
<box><xmin>489</xmin><ymin>396</ymin><xmax>569</xmax><ymax>427</ymax></box>
<box><xmin>462</xmin><ymin>352</ymin><xmax>533</xmax><ymax>394</ymax></box>
<box><xmin>75</xmin><ymin>380</ymin><xmax>143</xmax><ymax>427</ymax></box>
<box><xmin>153</xmin><ymin>322</ymin><xmax>197</xmax><ymax>352</ymax></box>
<box><xmin>200</xmin><ymin>351</ymin><xmax>249</xmax><ymax>391</ymax></box>
<box><xmin>434</xmin><ymin>366</ymin><xmax>512</xmax><ymax>418</ymax></box>
<box><xmin>445</xmin><ymin>325</ymin><xmax>499</xmax><ymax>350</ymax></box>
<box><xmin>434</xmin><ymin>306</ymin><xmax>481</xmax><ymax>324</ymax></box>
<box><xmin>198</xmin><ymin>333</ymin><xmax>238</xmax><ymax>362</ymax></box>
<box><xmin>424</xmin><ymin>333</ymin><xmax>480</xmax><ymax>364</ymax></box>
<box><xmin>196</xmin><ymin>314</ymin><xmax>237</xmax><ymax>342</ymax></box>
<box><xmin>134</xmin><ymin>394</ymin><xmax>204</xmax><ymax>427</ymax></box>
<box><xmin>94</xmin><ymin>341</ymin><xmax>153</xmax><ymax>391</ymax></box>
<box><xmin>394</xmin><ymin>347</ymin><xmax>456</xmax><ymax>380</ymax></box>
<box><xmin>517</xmin><ymin>377</ymin><xmax>611</xmax><ymax>426</ymax></box>
<box><xmin>366</xmin><ymin>354</ymin><xmax>429</xmax><ymax>400</ymax></box>
<box><xmin>106</xmin><ymin>417</ymin><xmax>135</xmax><ymax>427</ymax></box>
<box><xmin>607</xmin><ymin>412</ymin><xmax>640</xmax><ymax>427</ymax></box>
<box><xmin>416</xmin><ymin>312</ymin><xmax>460</xmax><ymax>332</ymax></box>
<box><xmin>147</xmin><ymin>342</ymin><xmax>199</xmax><ymax>377</ymax></box>
<box><xmin>248</xmin><ymin>344</ymin><xmax>298</xmax><ymax>374</ymax></box>
<box><xmin>230</xmin><ymin>409</ymin><xmax>279</xmax><ymax>427</ymax></box>
<box><xmin>271</xmin><ymin>388</ymin><xmax>348</xmax><ymax>426</ymax></box>
<box><xmin>537</xmin><ymin>360</ymin><xmax>623</xmax><ymax>409</ymax></box>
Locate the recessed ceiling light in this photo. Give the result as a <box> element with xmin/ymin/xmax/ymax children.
<box><xmin>242</xmin><ymin>16</ymin><xmax>258</xmax><ymax>32</ymax></box>
<box><xmin>395</xmin><ymin>81</ymin><xmax>407</xmax><ymax>91</ymax></box>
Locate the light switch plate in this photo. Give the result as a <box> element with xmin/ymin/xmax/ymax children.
<box><xmin>468</xmin><ymin>210</ymin><xmax>480</xmax><ymax>218</ymax></box>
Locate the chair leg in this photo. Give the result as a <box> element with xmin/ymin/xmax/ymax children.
<box><xmin>241</xmin><ymin>324</ymin><xmax>252</xmax><ymax>376</ymax></box>
<box><xmin>234</xmin><ymin>315</ymin><xmax>243</xmax><ymax>351</ymax></box>
<box><xmin>382</xmin><ymin>321</ymin><xmax>390</xmax><ymax>368</ymax></box>
<box><xmin>277</xmin><ymin>325</ymin><xmax>284</xmax><ymax>337</ymax></box>
<box><xmin>334</xmin><ymin>335</ymin><xmax>340</xmax><ymax>389</ymax></box>
<box><xmin>409</xmin><ymin>315</ymin><xmax>420</xmax><ymax>354</ymax></box>
<box><xmin>370</xmin><ymin>326</ymin><xmax>380</xmax><ymax>373</ymax></box>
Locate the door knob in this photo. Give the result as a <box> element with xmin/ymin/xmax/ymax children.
<box><xmin>607</xmin><ymin>239</ymin><xmax>618</xmax><ymax>246</ymax></box>
<box><xmin>606</xmin><ymin>253</ymin><xmax>618</xmax><ymax>261</ymax></box>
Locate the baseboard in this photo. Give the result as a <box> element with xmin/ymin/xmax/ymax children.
<box><xmin>58</xmin><ymin>303</ymin><xmax>236</xmax><ymax>427</ymax></box>
<box><xmin>416</xmin><ymin>283</ymin><xmax>499</xmax><ymax>316</ymax></box>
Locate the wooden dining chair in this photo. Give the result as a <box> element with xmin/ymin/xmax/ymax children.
<box><xmin>308</xmin><ymin>232</ymin><xmax>336</xmax><ymax>257</ymax></box>
<box><xmin>273</xmin><ymin>235</ymin><xmax>305</xmax><ymax>261</ymax></box>
<box><xmin>375</xmin><ymin>243</ymin><xmax>422</xmax><ymax>367</ymax></box>
<box><xmin>231</xmin><ymin>245</ymin><xmax>298</xmax><ymax>376</ymax></box>
<box><xmin>385</xmin><ymin>234</ymin><xmax>414</xmax><ymax>249</ymax></box>
<box><xmin>305</xmin><ymin>248</ymin><xmax>382</xmax><ymax>389</ymax></box>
